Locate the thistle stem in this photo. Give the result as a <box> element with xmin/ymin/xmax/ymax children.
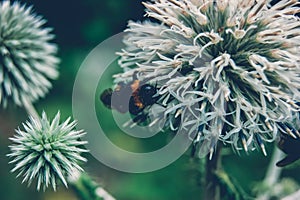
<box><xmin>204</xmin><ymin>145</ymin><xmax>222</xmax><ymax>200</ymax></box>
<box><xmin>68</xmin><ymin>170</ymin><xmax>115</xmax><ymax>200</ymax></box>
<box><xmin>257</xmin><ymin>147</ymin><xmax>284</xmax><ymax>200</ymax></box>
<box><xmin>23</xmin><ymin>99</ymin><xmax>39</xmax><ymax>120</ymax></box>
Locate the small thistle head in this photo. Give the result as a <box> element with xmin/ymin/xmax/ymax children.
<box><xmin>114</xmin><ymin>0</ymin><xmax>300</xmax><ymax>157</ymax></box>
<box><xmin>0</xmin><ymin>1</ymin><xmax>59</xmax><ymax>107</ymax></box>
<box><xmin>8</xmin><ymin>111</ymin><xmax>88</xmax><ymax>191</ymax></box>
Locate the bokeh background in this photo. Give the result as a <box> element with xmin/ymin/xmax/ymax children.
<box><xmin>0</xmin><ymin>0</ymin><xmax>299</xmax><ymax>199</ymax></box>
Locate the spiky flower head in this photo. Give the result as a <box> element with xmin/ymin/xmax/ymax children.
<box><xmin>114</xmin><ymin>0</ymin><xmax>300</xmax><ymax>158</ymax></box>
<box><xmin>8</xmin><ymin>111</ymin><xmax>87</xmax><ymax>191</ymax></box>
<box><xmin>0</xmin><ymin>1</ymin><xmax>59</xmax><ymax>107</ymax></box>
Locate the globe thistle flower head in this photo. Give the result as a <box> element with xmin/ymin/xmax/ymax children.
<box><xmin>8</xmin><ymin>111</ymin><xmax>88</xmax><ymax>191</ymax></box>
<box><xmin>0</xmin><ymin>1</ymin><xmax>59</xmax><ymax>107</ymax></box>
<box><xmin>115</xmin><ymin>0</ymin><xmax>300</xmax><ymax>158</ymax></box>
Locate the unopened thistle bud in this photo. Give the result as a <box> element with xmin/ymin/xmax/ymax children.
<box><xmin>8</xmin><ymin>112</ymin><xmax>88</xmax><ymax>191</ymax></box>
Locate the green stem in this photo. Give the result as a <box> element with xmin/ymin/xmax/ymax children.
<box><xmin>68</xmin><ymin>170</ymin><xmax>116</xmax><ymax>200</ymax></box>
<box><xmin>188</xmin><ymin>155</ymin><xmax>206</xmax><ymax>194</ymax></box>
<box><xmin>23</xmin><ymin>99</ymin><xmax>39</xmax><ymax>120</ymax></box>
<box><xmin>204</xmin><ymin>145</ymin><xmax>222</xmax><ymax>200</ymax></box>
<box><xmin>257</xmin><ymin>147</ymin><xmax>284</xmax><ymax>200</ymax></box>
<box><xmin>70</xmin><ymin>178</ymin><xmax>91</xmax><ymax>200</ymax></box>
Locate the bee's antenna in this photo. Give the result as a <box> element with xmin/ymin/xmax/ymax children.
<box><xmin>132</xmin><ymin>71</ymin><xmax>139</xmax><ymax>80</ymax></box>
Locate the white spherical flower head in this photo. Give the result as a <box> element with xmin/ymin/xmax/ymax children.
<box><xmin>0</xmin><ymin>1</ymin><xmax>59</xmax><ymax>107</ymax></box>
<box><xmin>8</xmin><ymin>112</ymin><xmax>88</xmax><ymax>191</ymax></box>
<box><xmin>115</xmin><ymin>0</ymin><xmax>300</xmax><ymax>158</ymax></box>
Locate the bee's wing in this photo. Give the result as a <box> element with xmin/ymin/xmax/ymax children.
<box><xmin>276</xmin><ymin>154</ymin><xmax>300</xmax><ymax>167</ymax></box>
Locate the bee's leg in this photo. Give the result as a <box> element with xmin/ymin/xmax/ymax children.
<box><xmin>132</xmin><ymin>112</ymin><xmax>148</xmax><ymax>124</ymax></box>
<box><xmin>190</xmin><ymin>140</ymin><xmax>199</xmax><ymax>158</ymax></box>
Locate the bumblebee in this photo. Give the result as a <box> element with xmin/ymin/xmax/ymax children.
<box><xmin>276</xmin><ymin>132</ymin><xmax>300</xmax><ymax>167</ymax></box>
<box><xmin>100</xmin><ymin>79</ymin><xmax>160</xmax><ymax>123</ymax></box>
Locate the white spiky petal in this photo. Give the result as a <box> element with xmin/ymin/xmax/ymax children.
<box><xmin>114</xmin><ymin>0</ymin><xmax>300</xmax><ymax>157</ymax></box>
<box><xmin>0</xmin><ymin>1</ymin><xmax>59</xmax><ymax>107</ymax></box>
<box><xmin>8</xmin><ymin>111</ymin><xmax>88</xmax><ymax>191</ymax></box>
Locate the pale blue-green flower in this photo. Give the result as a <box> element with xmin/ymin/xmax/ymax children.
<box><xmin>8</xmin><ymin>111</ymin><xmax>87</xmax><ymax>191</ymax></box>
<box><xmin>114</xmin><ymin>0</ymin><xmax>300</xmax><ymax>158</ymax></box>
<box><xmin>0</xmin><ymin>1</ymin><xmax>59</xmax><ymax>107</ymax></box>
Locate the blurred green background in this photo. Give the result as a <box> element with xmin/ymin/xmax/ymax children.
<box><xmin>0</xmin><ymin>0</ymin><xmax>299</xmax><ymax>199</ymax></box>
